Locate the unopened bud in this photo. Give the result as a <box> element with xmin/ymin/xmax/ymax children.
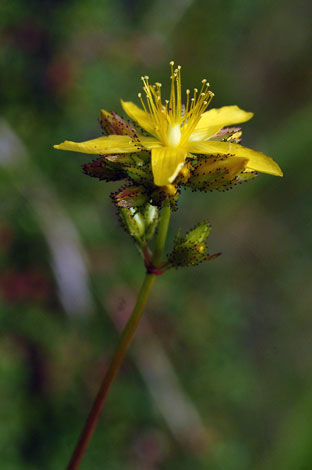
<box><xmin>168</xmin><ymin>221</ymin><xmax>220</xmax><ymax>268</ymax></box>
<box><xmin>183</xmin><ymin>155</ymin><xmax>252</xmax><ymax>191</ymax></box>
<box><xmin>126</xmin><ymin>166</ymin><xmax>154</xmax><ymax>186</ymax></box>
<box><xmin>111</xmin><ymin>185</ymin><xmax>148</xmax><ymax>208</ymax></box>
<box><xmin>100</xmin><ymin>110</ymin><xmax>137</xmax><ymax>139</ymax></box>
<box><xmin>83</xmin><ymin>157</ymin><xmax>126</xmax><ymax>182</ymax></box>
<box><xmin>143</xmin><ymin>204</ymin><xmax>159</xmax><ymax>242</ymax></box>
<box><xmin>119</xmin><ymin>207</ymin><xmax>145</xmax><ymax>244</ymax></box>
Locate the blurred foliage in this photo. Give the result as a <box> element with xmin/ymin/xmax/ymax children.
<box><xmin>0</xmin><ymin>0</ymin><xmax>312</xmax><ymax>468</ymax></box>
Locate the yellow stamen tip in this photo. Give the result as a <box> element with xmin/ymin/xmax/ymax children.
<box><xmin>169</xmin><ymin>61</ymin><xmax>174</xmax><ymax>66</ymax></box>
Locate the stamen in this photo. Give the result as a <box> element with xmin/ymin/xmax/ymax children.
<box><xmin>137</xmin><ymin>63</ymin><xmax>215</xmax><ymax>147</ymax></box>
<box><xmin>185</xmin><ymin>89</ymin><xmax>190</xmax><ymax>115</ymax></box>
<box><xmin>175</xmin><ymin>66</ymin><xmax>182</xmax><ymax>122</ymax></box>
<box><xmin>137</xmin><ymin>92</ymin><xmax>148</xmax><ymax>114</ymax></box>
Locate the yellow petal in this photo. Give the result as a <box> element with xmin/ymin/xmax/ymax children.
<box><xmin>139</xmin><ymin>136</ymin><xmax>162</xmax><ymax>149</ymax></box>
<box><xmin>54</xmin><ymin>135</ymin><xmax>140</xmax><ymax>155</ymax></box>
<box><xmin>152</xmin><ymin>147</ymin><xmax>187</xmax><ymax>186</ymax></box>
<box><xmin>188</xmin><ymin>140</ymin><xmax>283</xmax><ymax>177</ymax></box>
<box><xmin>121</xmin><ymin>100</ymin><xmax>156</xmax><ymax>136</ymax></box>
<box><xmin>190</xmin><ymin>105</ymin><xmax>254</xmax><ymax>141</ymax></box>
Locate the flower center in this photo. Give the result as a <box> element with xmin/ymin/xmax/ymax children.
<box><xmin>167</xmin><ymin>123</ymin><xmax>181</xmax><ymax>147</ymax></box>
<box><xmin>138</xmin><ymin>62</ymin><xmax>215</xmax><ymax>147</ymax></box>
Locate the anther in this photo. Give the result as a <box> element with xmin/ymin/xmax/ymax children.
<box><xmin>186</xmin><ymin>89</ymin><xmax>190</xmax><ymax>94</ymax></box>
<box><xmin>169</xmin><ymin>60</ymin><xmax>174</xmax><ymax>66</ymax></box>
<box><xmin>202</xmin><ymin>79</ymin><xmax>207</xmax><ymax>84</ymax></box>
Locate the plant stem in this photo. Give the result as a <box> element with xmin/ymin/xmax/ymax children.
<box><xmin>67</xmin><ymin>202</ymin><xmax>171</xmax><ymax>470</ymax></box>
<box><xmin>151</xmin><ymin>199</ymin><xmax>171</xmax><ymax>266</ymax></box>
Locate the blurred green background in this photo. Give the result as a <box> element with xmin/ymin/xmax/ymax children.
<box><xmin>0</xmin><ymin>0</ymin><xmax>311</xmax><ymax>469</ymax></box>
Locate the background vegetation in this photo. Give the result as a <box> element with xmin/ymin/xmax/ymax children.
<box><xmin>0</xmin><ymin>0</ymin><xmax>311</xmax><ymax>468</ymax></box>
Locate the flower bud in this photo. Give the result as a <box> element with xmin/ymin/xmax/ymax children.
<box><xmin>119</xmin><ymin>207</ymin><xmax>145</xmax><ymax>244</ymax></box>
<box><xmin>111</xmin><ymin>185</ymin><xmax>148</xmax><ymax>208</ymax></box>
<box><xmin>214</xmin><ymin>126</ymin><xmax>242</xmax><ymax>142</ymax></box>
<box><xmin>143</xmin><ymin>204</ymin><xmax>158</xmax><ymax>242</ymax></box>
<box><xmin>82</xmin><ymin>156</ymin><xmax>126</xmax><ymax>182</ymax></box>
<box><xmin>100</xmin><ymin>110</ymin><xmax>138</xmax><ymax>139</ymax></box>
<box><xmin>125</xmin><ymin>166</ymin><xmax>154</xmax><ymax>186</ymax></box>
<box><xmin>183</xmin><ymin>155</ymin><xmax>255</xmax><ymax>191</ymax></box>
<box><xmin>119</xmin><ymin>204</ymin><xmax>159</xmax><ymax>247</ymax></box>
<box><xmin>168</xmin><ymin>221</ymin><xmax>220</xmax><ymax>268</ymax></box>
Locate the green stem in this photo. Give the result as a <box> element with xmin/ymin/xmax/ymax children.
<box><xmin>67</xmin><ymin>201</ymin><xmax>171</xmax><ymax>470</ymax></box>
<box><xmin>152</xmin><ymin>200</ymin><xmax>171</xmax><ymax>266</ymax></box>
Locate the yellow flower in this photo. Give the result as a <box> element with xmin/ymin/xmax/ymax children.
<box><xmin>54</xmin><ymin>62</ymin><xmax>283</xmax><ymax>186</ymax></box>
